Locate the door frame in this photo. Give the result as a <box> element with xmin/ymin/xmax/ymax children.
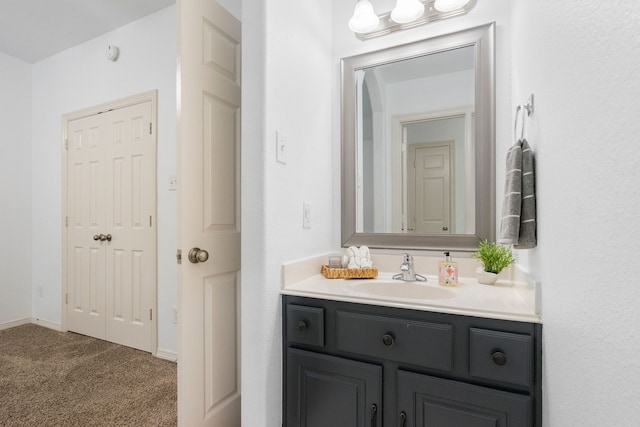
<box><xmin>391</xmin><ymin>107</ymin><xmax>474</xmax><ymax>232</ymax></box>
<box><xmin>60</xmin><ymin>90</ymin><xmax>158</xmax><ymax>355</ymax></box>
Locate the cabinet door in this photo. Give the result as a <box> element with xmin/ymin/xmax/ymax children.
<box><xmin>397</xmin><ymin>370</ymin><xmax>531</xmax><ymax>427</ymax></box>
<box><xmin>286</xmin><ymin>348</ymin><xmax>382</xmax><ymax>427</ymax></box>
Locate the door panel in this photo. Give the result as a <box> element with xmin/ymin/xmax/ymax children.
<box><xmin>104</xmin><ymin>101</ymin><xmax>155</xmax><ymax>352</ymax></box>
<box><xmin>178</xmin><ymin>0</ymin><xmax>241</xmax><ymax>425</ymax></box>
<box><xmin>67</xmin><ymin>114</ymin><xmax>106</xmax><ymax>339</ymax></box>
<box><xmin>397</xmin><ymin>370</ymin><xmax>531</xmax><ymax>426</ymax></box>
<box><xmin>286</xmin><ymin>348</ymin><xmax>382</xmax><ymax>427</ymax></box>
<box><xmin>408</xmin><ymin>142</ymin><xmax>454</xmax><ymax>234</ymax></box>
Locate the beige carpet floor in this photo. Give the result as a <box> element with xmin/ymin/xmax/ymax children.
<box><xmin>0</xmin><ymin>324</ymin><xmax>177</xmax><ymax>426</ymax></box>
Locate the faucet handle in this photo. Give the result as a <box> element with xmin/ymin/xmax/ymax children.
<box><xmin>401</xmin><ymin>253</ymin><xmax>412</xmax><ymax>263</ymax></box>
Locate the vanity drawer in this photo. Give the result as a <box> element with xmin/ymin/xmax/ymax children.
<box><xmin>469</xmin><ymin>327</ymin><xmax>533</xmax><ymax>388</ymax></box>
<box><xmin>335</xmin><ymin>310</ymin><xmax>452</xmax><ymax>371</ymax></box>
<box><xmin>286</xmin><ymin>304</ymin><xmax>325</xmax><ymax>348</ymax></box>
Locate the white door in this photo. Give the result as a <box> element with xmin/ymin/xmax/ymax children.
<box><xmin>177</xmin><ymin>0</ymin><xmax>241</xmax><ymax>426</ymax></box>
<box><xmin>408</xmin><ymin>142</ymin><xmax>454</xmax><ymax>234</ymax></box>
<box><xmin>66</xmin><ymin>113</ymin><xmax>107</xmax><ymax>339</ymax></box>
<box><xmin>66</xmin><ymin>100</ymin><xmax>156</xmax><ymax>353</ymax></box>
<box><xmin>103</xmin><ymin>102</ymin><xmax>156</xmax><ymax>352</ymax></box>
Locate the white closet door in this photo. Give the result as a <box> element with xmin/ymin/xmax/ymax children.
<box><xmin>66</xmin><ymin>113</ymin><xmax>107</xmax><ymax>339</ymax></box>
<box><xmin>104</xmin><ymin>101</ymin><xmax>156</xmax><ymax>352</ymax></box>
<box><xmin>66</xmin><ymin>100</ymin><xmax>156</xmax><ymax>354</ymax></box>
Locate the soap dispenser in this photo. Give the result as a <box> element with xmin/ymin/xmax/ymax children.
<box><xmin>438</xmin><ymin>252</ymin><xmax>458</xmax><ymax>287</ymax></box>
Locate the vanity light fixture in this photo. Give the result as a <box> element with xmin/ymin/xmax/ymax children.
<box><xmin>434</xmin><ymin>0</ymin><xmax>472</xmax><ymax>12</ymax></box>
<box><xmin>349</xmin><ymin>0</ymin><xmax>476</xmax><ymax>40</ymax></box>
<box><xmin>348</xmin><ymin>0</ymin><xmax>381</xmax><ymax>34</ymax></box>
<box><xmin>390</xmin><ymin>0</ymin><xmax>425</xmax><ymax>24</ymax></box>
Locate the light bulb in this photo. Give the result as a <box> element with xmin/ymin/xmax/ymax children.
<box><xmin>433</xmin><ymin>0</ymin><xmax>471</xmax><ymax>13</ymax></box>
<box><xmin>348</xmin><ymin>0</ymin><xmax>380</xmax><ymax>34</ymax></box>
<box><xmin>390</xmin><ymin>0</ymin><xmax>425</xmax><ymax>24</ymax></box>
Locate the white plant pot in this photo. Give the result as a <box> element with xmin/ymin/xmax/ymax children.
<box><xmin>476</xmin><ymin>268</ymin><xmax>498</xmax><ymax>285</ymax></box>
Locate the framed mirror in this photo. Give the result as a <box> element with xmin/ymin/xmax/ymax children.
<box><xmin>341</xmin><ymin>23</ymin><xmax>495</xmax><ymax>251</ymax></box>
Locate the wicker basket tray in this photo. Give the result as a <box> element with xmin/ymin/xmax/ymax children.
<box><xmin>321</xmin><ymin>264</ymin><xmax>378</xmax><ymax>279</ymax></box>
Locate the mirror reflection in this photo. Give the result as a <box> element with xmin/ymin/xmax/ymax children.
<box><xmin>356</xmin><ymin>46</ymin><xmax>476</xmax><ymax>235</ymax></box>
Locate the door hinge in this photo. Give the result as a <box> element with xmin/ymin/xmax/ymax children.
<box><xmin>150</xmin><ymin>308</ymin><xmax>153</xmax><ymax>321</ymax></box>
<box><xmin>65</xmin><ymin>139</ymin><xmax>69</xmax><ymax>150</ymax></box>
<box><xmin>149</xmin><ymin>122</ymin><xmax>152</xmax><ymax>135</ymax></box>
<box><xmin>65</xmin><ymin>293</ymin><xmax>68</xmax><ymax>304</ymax></box>
<box><xmin>65</xmin><ymin>216</ymin><xmax>69</xmax><ymax>227</ymax></box>
<box><xmin>176</xmin><ymin>249</ymin><xmax>182</xmax><ymax>265</ymax></box>
<box><xmin>150</xmin><ymin>215</ymin><xmax>153</xmax><ymax>227</ymax></box>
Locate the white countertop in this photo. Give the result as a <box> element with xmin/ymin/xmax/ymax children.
<box><xmin>281</xmin><ymin>254</ymin><xmax>541</xmax><ymax>324</ymax></box>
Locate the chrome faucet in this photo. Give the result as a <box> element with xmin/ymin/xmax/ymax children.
<box><xmin>393</xmin><ymin>253</ymin><xmax>427</xmax><ymax>282</ymax></box>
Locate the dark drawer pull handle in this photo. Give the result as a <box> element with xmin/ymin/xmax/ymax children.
<box><xmin>297</xmin><ymin>321</ymin><xmax>308</xmax><ymax>332</ymax></box>
<box><xmin>370</xmin><ymin>403</ymin><xmax>377</xmax><ymax>427</ymax></box>
<box><xmin>492</xmin><ymin>351</ymin><xmax>507</xmax><ymax>366</ymax></box>
<box><xmin>382</xmin><ymin>333</ymin><xmax>395</xmax><ymax>347</ymax></box>
<box><xmin>400</xmin><ymin>411</ymin><xmax>407</xmax><ymax>427</ymax></box>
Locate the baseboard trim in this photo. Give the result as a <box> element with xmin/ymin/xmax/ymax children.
<box><xmin>156</xmin><ymin>348</ymin><xmax>178</xmax><ymax>363</ymax></box>
<box><xmin>0</xmin><ymin>318</ymin><xmax>32</xmax><ymax>331</ymax></box>
<box><xmin>31</xmin><ymin>318</ymin><xmax>62</xmax><ymax>331</ymax></box>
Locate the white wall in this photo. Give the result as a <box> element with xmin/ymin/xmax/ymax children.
<box><xmin>511</xmin><ymin>1</ymin><xmax>640</xmax><ymax>425</ymax></box>
<box><xmin>30</xmin><ymin>5</ymin><xmax>178</xmax><ymax>353</ymax></box>
<box><xmin>241</xmin><ymin>0</ymin><xmax>335</xmax><ymax>425</ymax></box>
<box><xmin>0</xmin><ymin>53</ymin><xmax>32</xmax><ymax>325</ymax></box>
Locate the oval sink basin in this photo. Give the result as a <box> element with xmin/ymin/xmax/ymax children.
<box><xmin>348</xmin><ymin>280</ymin><xmax>456</xmax><ymax>300</ymax></box>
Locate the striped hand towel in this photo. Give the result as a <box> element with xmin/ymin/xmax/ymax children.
<box><xmin>515</xmin><ymin>139</ymin><xmax>536</xmax><ymax>248</ymax></box>
<box><xmin>498</xmin><ymin>141</ymin><xmax>523</xmax><ymax>245</ymax></box>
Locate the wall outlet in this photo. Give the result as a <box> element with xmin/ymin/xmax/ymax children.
<box><xmin>172</xmin><ymin>306</ymin><xmax>178</xmax><ymax>324</ymax></box>
<box><xmin>303</xmin><ymin>202</ymin><xmax>312</xmax><ymax>229</ymax></box>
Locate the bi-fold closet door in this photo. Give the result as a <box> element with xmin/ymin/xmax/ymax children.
<box><xmin>65</xmin><ymin>100</ymin><xmax>156</xmax><ymax>353</ymax></box>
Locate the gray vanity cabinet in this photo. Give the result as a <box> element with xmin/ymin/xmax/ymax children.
<box><xmin>283</xmin><ymin>295</ymin><xmax>542</xmax><ymax>427</ymax></box>
<box><xmin>397</xmin><ymin>370</ymin><xmax>531</xmax><ymax>426</ymax></box>
<box><xmin>287</xmin><ymin>348</ymin><xmax>382</xmax><ymax>427</ymax></box>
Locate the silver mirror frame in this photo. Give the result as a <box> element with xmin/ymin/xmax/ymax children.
<box><xmin>341</xmin><ymin>23</ymin><xmax>495</xmax><ymax>251</ymax></box>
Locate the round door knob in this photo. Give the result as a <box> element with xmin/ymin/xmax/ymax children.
<box><xmin>492</xmin><ymin>351</ymin><xmax>507</xmax><ymax>366</ymax></box>
<box><xmin>99</xmin><ymin>234</ymin><xmax>107</xmax><ymax>241</ymax></box>
<box><xmin>382</xmin><ymin>333</ymin><xmax>395</xmax><ymax>347</ymax></box>
<box><xmin>93</xmin><ymin>235</ymin><xmax>100</xmax><ymax>241</ymax></box>
<box><xmin>105</xmin><ymin>234</ymin><xmax>112</xmax><ymax>242</ymax></box>
<box><xmin>443</xmin><ymin>226</ymin><xmax>449</xmax><ymax>231</ymax></box>
<box><xmin>188</xmin><ymin>247</ymin><xmax>209</xmax><ymax>264</ymax></box>
<box><xmin>297</xmin><ymin>321</ymin><xmax>308</xmax><ymax>331</ymax></box>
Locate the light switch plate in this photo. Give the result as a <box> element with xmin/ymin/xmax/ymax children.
<box><xmin>276</xmin><ymin>131</ymin><xmax>287</xmax><ymax>164</ymax></box>
<box><xmin>168</xmin><ymin>174</ymin><xmax>177</xmax><ymax>191</ymax></box>
<box><xmin>303</xmin><ymin>202</ymin><xmax>311</xmax><ymax>229</ymax></box>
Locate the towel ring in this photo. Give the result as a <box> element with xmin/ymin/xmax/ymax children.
<box><xmin>514</xmin><ymin>105</ymin><xmax>525</xmax><ymax>142</ymax></box>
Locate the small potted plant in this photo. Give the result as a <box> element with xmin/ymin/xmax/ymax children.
<box><xmin>471</xmin><ymin>240</ymin><xmax>515</xmax><ymax>285</ymax></box>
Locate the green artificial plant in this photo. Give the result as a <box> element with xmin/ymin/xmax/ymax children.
<box><xmin>472</xmin><ymin>240</ymin><xmax>515</xmax><ymax>274</ymax></box>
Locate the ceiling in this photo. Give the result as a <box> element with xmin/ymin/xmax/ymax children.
<box><xmin>0</xmin><ymin>0</ymin><xmax>175</xmax><ymax>63</ymax></box>
<box><xmin>373</xmin><ymin>45</ymin><xmax>475</xmax><ymax>84</ymax></box>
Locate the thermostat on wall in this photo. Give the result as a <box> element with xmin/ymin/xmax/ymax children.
<box><xmin>106</xmin><ymin>45</ymin><xmax>119</xmax><ymax>61</ymax></box>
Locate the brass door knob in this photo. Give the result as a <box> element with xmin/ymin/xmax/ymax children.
<box><xmin>188</xmin><ymin>248</ymin><xmax>209</xmax><ymax>264</ymax></box>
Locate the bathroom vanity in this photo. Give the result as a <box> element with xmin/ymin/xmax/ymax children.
<box><xmin>282</xmin><ymin>295</ymin><xmax>541</xmax><ymax>426</ymax></box>
<box><xmin>281</xmin><ymin>257</ymin><xmax>541</xmax><ymax>427</ymax></box>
